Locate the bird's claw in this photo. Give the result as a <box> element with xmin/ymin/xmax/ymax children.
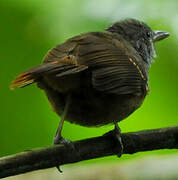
<box><xmin>53</xmin><ymin>136</ymin><xmax>74</xmax><ymax>173</ymax></box>
<box><xmin>56</xmin><ymin>166</ymin><xmax>63</xmax><ymax>173</ymax></box>
<box><xmin>54</xmin><ymin>136</ymin><xmax>72</xmax><ymax>145</ymax></box>
<box><xmin>103</xmin><ymin>126</ymin><xmax>124</xmax><ymax>157</ymax></box>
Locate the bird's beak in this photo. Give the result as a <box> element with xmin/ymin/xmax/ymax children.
<box><xmin>153</xmin><ymin>31</ymin><xmax>170</xmax><ymax>42</ymax></box>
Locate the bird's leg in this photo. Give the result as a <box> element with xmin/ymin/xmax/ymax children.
<box><xmin>53</xmin><ymin>94</ymin><xmax>73</xmax><ymax>172</ymax></box>
<box><xmin>103</xmin><ymin>123</ymin><xmax>124</xmax><ymax>157</ymax></box>
<box><xmin>54</xmin><ymin>94</ymin><xmax>72</xmax><ymax>145</ymax></box>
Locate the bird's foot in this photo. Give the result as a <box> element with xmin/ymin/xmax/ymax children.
<box><xmin>53</xmin><ymin>136</ymin><xmax>74</xmax><ymax>173</ymax></box>
<box><xmin>54</xmin><ymin>136</ymin><xmax>72</xmax><ymax>146</ymax></box>
<box><xmin>103</xmin><ymin>125</ymin><xmax>123</xmax><ymax>157</ymax></box>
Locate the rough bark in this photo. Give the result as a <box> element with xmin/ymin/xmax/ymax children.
<box><xmin>0</xmin><ymin>126</ymin><xmax>178</xmax><ymax>179</ymax></box>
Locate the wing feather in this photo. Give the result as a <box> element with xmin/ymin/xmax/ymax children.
<box><xmin>75</xmin><ymin>32</ymin><xmax>148</xmax><ymax>95</ymax></box>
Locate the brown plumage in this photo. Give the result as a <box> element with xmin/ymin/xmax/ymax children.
<box><xmin>11</xmin><ymin>19</ymin><xmax>169</xmax><ymax>146</ymax></box>
<box><xmin>11</xmin><ymin>31</ymin><xmax>147</xmax><ymax>125</ymax></box>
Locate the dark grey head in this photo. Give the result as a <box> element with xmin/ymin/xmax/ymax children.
<box><xmin>106</xmin><ymin>19</ymin><xmax>169</xmax><ymax>64</ymax></box>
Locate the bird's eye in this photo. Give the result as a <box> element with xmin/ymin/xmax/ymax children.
<box><xmin>147</xmin><ymin>32</ymin><xmax>151</xmax><ymax>38</ymax></box>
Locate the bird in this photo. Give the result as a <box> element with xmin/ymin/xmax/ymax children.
<box><xmin>10</xmin><ymin>18</ymin><xmax>169</xmax><ymax>158</ymax></box>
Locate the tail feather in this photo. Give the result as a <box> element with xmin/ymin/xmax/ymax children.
<box><xmin>10</xmin><ymin>63</ymin><xmax>55</xmax><ymax>90</ymax></box>
<box><xmin>10</xmin><ymin>60</ymin><xmax>88</xmax><ymax>90</ymax></box>
<box><xmin>10</xmin><ymin>72</ymin><xmax>35</xmax><ymax>90</ymax></box>
<box><xmin>10</xmin><ymin>62</ymin><xmax>61</xmax><ymax>90</ymax></box>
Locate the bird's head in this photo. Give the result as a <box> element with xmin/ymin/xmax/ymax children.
<box><xmin>106</xmin><ymin>19</ymin><xmax>170</xmax><ymax>65</ymax></box>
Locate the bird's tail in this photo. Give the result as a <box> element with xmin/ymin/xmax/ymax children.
<box><xmin>10</xmin><ymin>65</ymin><xmax>43</xmax><ymax>90</ymax></box>
<box><xmin>10</xmin><ymin>72</ymin><xmax>35</xmax><ymax>90</ymax></box>
<box><xmin>10</xmin><ymin>60</ymin><xmax>88</xmax><ymax>90</ymax></box>
<box><xmin>10</xmin><ymin>71</ymin><xmax>36</xmax><ymax>90</ymax></box>
<box><xmin>10</xmin><ymin>62</ymin><xmax>67</xmax><ymax>90</ymax></box>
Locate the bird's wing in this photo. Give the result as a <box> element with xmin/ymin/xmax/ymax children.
<box><xmin>72</xmin><ymin>32</ymin><xmax>148</xmax><ymax>95</ymax></box>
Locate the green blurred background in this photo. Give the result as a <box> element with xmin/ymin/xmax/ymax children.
<box><xmin>0</xmin><ymin>0</ymin><xmax>178</xmax><ymax>167</ymax></box>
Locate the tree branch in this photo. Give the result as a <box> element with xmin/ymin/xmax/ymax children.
<box><xmin>0</xmin><ymin>126</ymin><xmax>178</xmax><ymax>179</ymax></box>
